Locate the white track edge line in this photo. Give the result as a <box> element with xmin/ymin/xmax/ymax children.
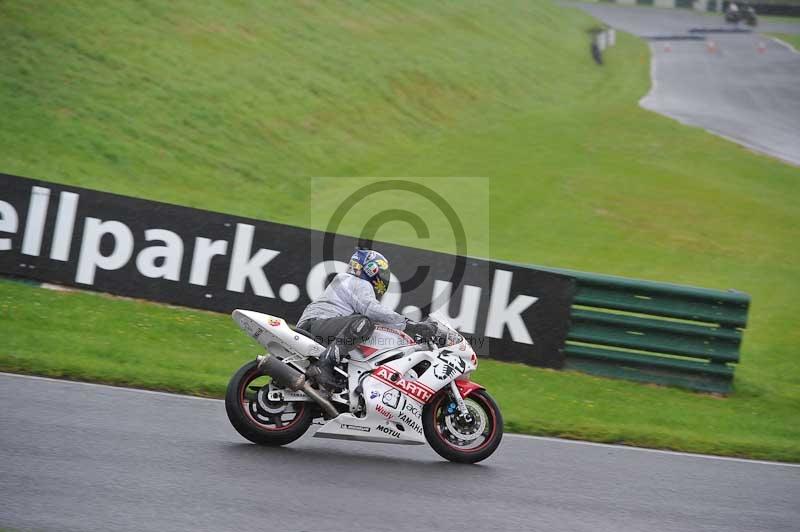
<box><xmin>4</xmin><ymin>372</ymin><xmax>798</xmax><ymax>468</ymax></box>
<box><xmin>769</xmin><ymin>36</ymin><xmax>799</xmax><ymax>55</ymax></box>
<box><xmin>504</xmin><ymin>433</ymin><xmax>800</xmax><ymax>468</ymax></box>
<box><xmin>638</xmin><ymin>41</ymin><xmax>658</xmax><ymax>108</ymax></box>
<box><xmin>1</xmin><ymin>371</ymin><xmax>222</xmax><ymax>402</ymax></box>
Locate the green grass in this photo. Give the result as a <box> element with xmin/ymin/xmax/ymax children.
<box><xmin>768</xmin><ymin>32</ymin><xmax>800</xmax><ymax>49</ymax></box>
<box><xmin>1</xmin><ymin>0</ymin><xmax>799</xmax><ymax>460</ymax></box>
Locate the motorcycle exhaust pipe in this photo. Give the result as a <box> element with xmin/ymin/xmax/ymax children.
<box><xmin>256</xmin><ymin>355</ymin><xmax>339</xmax><ymax>419</ymax></box>
<box><xmin>299</xmin><ymin>382</ymin><xmax>340</xmax><ymax>421</ymax></box>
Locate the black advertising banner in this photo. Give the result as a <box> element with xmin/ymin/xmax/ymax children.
<box><xmin>0</xmin><ymin>173</ymin><xmax>575</xmax><ymax>367</ymax></box>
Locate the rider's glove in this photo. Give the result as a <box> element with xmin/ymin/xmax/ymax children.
<box><xmin>404</xmin><ymin>320</ymin><xmax>437</xmax><ymax>343</ymax></box>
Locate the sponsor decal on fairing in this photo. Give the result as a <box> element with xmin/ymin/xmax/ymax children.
<box><xmin>375</xmin><ymin>403</ymin><xmax>393</xmax><ymax>419</ymax></box>
<box><xmin>398</xmin><ymin>412</ymin><xmax>423</xmax><ymax>434</ymax></box>
<box><xmin>375</xmin><ymin>425</ymin><xmax>401</xmax><ymax>438</ymax></box>
<box><xmin>381</xmin><ymin>388</ymin><xmax>401</xmax><ymax>408</ymax></box>
<box><xmin>372</xmin><ymin>366</ymin><xmax>434</xmax><ymax>404</ymax></box>
<box><xmin>341</xmin><ymin>423</ymin><xmax>371</xmax><ymax>432</ymax></box>
<box><xmin>433</xmin><ymin>350</ymin><xmax>467</xmax><ymax>380</ymax></box>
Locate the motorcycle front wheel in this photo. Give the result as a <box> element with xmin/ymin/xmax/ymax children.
<box><xmin>422</xmin><ymin>389</ymin><xmax>503</xmax><ymax>463</ymax></box>
<box><xmin>225</xmin><ymin>360</ymin><xmax>314</xmax><ymax>446</ymax></box>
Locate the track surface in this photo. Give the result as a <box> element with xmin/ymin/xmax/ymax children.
<box><xmin>2</xmin><ymin>374</ymin><xmax>799</xmax><ymax>532</ymax></box>
<box><xmin>570</xmin><ymin>3</ymin><xmax>800</xmax><ymax>166</ymax></box>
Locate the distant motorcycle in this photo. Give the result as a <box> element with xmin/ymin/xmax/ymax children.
<box><xmin>743</xmin><ymin>7</ymin><xmax>758</xmax><ymax>26</ymax></box>
<box><xmin>725</xmin><ymin>5</ymin><xmax>758</xmax><ymax>27</ymax></box>
<box><xmin>225</xmin><ymin>310</ymin><xmax>504</xmax><ymax>463</ymax></box>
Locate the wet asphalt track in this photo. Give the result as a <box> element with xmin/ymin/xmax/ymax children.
<box><xmin>2</xmin><ymin>373</ymin><xmax>799</xmax><ymax>532</ymax></box>
<box><xmin>569</xmin><ymin>2</ymin><xmax>800</xmax><ymax>166</ymax></box>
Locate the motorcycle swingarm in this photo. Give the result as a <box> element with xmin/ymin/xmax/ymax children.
<box><xmin>267</xmin><ymin>385</ymin><xmax>349</xmax><ymax>406</ymax></box>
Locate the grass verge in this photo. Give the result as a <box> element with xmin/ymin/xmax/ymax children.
<box><xmin>768</xmin><ymin>32</ymin><xmax>800</xmax><ymax>49</ymax></box>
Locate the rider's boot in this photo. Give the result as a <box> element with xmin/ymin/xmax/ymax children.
<box><xmin>308</xmin><ymin>343</ymin><xmax>347</xmax><ymax>390</ymax></box>
<box><xmin>304</xmin><ymin>315</ymin><xmax>374</xmax><ymax>390</ymax></box>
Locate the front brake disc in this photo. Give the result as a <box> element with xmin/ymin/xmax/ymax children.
<box><xmin>444</xmin><ymin>399</ymin><xmax>487</xmax><ymax>442</ymax></box>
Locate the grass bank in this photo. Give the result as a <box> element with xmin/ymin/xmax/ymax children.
<box><xmin>1</xmin><ymin>1</ymin><xmax>799</xmax><ymax>460</ymax></box>
<box><xmin>768</xmin><ymin>32</ymin><xmax>800</xmax><ymax>49</ymax></box>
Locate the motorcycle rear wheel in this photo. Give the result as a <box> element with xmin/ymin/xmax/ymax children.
<box><xmin>225</xmin><ymin>360</ymin><xmax>314</xmax><ymax>446</ymax></box>
<box><xmin>422</xmin><ymin>389</ymin><xmax>503</xmax><ymax>463</ymax></box>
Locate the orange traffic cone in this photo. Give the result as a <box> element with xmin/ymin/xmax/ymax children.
<box><xmin>707</xmin><ymin>40</ymin><xmax>717</xmax><ymax>54</ymax></box>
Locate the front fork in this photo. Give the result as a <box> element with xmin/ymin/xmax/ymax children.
<box><xmin>450</xmin><ymin>381</ymin><xmax>470</xmax><ymax>416</ymax></box>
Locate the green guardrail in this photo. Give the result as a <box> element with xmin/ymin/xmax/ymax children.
<box><xmin>541</xmin><ymin>267</ymin><xmax>750</xmax><ymax>394</ymax></box>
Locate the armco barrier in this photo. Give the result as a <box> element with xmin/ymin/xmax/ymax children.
<box><xmin>541</xmin><ymin>267</ymin><xmax>749</xmax><ymax>393</ymax></box>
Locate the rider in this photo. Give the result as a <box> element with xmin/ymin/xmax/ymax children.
<box><xmin>296</xmin><ymin>248</ymin><xmax>436</xmax><ymax>389</ymax></box>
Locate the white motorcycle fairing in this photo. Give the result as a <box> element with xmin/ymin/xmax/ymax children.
<box><xmin>232</xmin><ymin>310</ymin><xmax>324</xmax><ymax>360</ymax></box>
<box><xmin>231</xmin><ymin>309</ymin><xmax>479</xmax><ymax>446</ymax></box>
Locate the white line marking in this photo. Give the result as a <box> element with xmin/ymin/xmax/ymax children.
<box><xmin>505</xmin><ymin>433</ymin><xmax>800</xmax><ymax>468</ymax></box>
<box><xmin>638</xmin><ymin>42</ymin><xmax>657</xmax><ymax>108</ymax></box>
<box><xmin>3</xmin><ymin>372</ymin><xmax>798</xmax><ymax>468</ymax></box>
<box><xmin>0</xmin><ymin>371</ymin><xmax>221</xmax><ymax>402</ymax></box>
<box><xmin>769</xmin><ymin>36</ymin><xmax>799</xmax><ymax>55</ymax></box>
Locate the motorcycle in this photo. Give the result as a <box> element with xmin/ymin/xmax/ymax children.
<box><xmin>225</xmin><ymin>310</ymin><xmax>503</xmax><ymax>463</ymax></box>
<box><xmin>743</xmin><ymin>7</ymin><xmax>758</xmax><ymax>27</ymax></box>
<box><xmin>725</xmin><ymin>6</ymin><xmax>758</xmax><ymax>27</ymax></box>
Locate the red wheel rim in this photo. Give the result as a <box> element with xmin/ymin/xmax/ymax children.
<box><xmin>239</xmin><ymin>368</ymin><xmax>306</xmax><ymax>432</ymax></box>
<box><xmin>432</xmin><ymin>392</ymin><xmax>497</xmax><ymax>453</ymax></box>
